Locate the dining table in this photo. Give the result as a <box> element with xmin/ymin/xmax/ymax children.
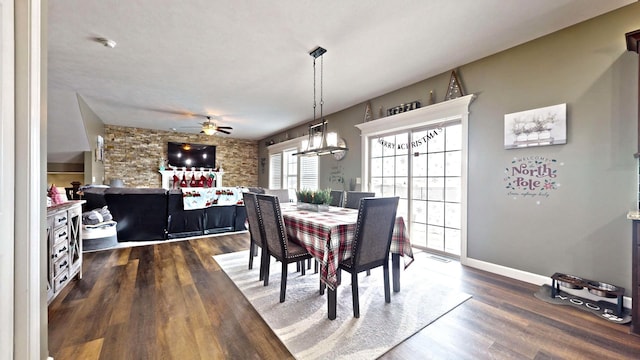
<box><xmin>281</xmin><ymin>203</ymin><xmax>414</xmax><ymax>320</ymax></box>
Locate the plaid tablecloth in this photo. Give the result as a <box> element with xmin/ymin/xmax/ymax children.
<box><xmin>281</xmin><ymin>203</ymin><xmax>414</xmax><ymax>290</ymax></box>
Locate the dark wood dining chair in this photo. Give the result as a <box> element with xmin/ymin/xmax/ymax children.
<box><xmin>256</xmin><ymin>194</ymin><xmax>313</xmax><ymax>303</ymax></box>
<box><xmin>329</xmin><ymin>190</ymin><xmax>344</xmax><ymax>207</ymax></box>
<box><xmin>338</xmin><ymin>196</ymin><xmax>399</xmax><ymax>318</ymax></box>
<box><xmin>344</xmin><ymin>191</ymin><xmax>375</xmax><ymax>209</ymax></box>
<box><xmin>242</xmin><ymin>192</ymin><xmax>267</xmax><ymax>281</ymax></box>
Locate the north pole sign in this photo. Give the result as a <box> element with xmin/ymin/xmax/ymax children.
<box><xmin>504</xmin><ymin>156</ymin><xmax>562</xmax><ymax>204</ymax></box>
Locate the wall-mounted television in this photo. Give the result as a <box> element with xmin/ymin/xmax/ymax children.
<box><xmin>167</xmin><ymin>142</ymin><xmax>216</xmax><ymax>169</ymax></box>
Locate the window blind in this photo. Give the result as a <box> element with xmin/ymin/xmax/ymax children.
<box><xmin>269</xmin><ymin>153</ymin><xmax>282</xmax><ymax>189</ymax></box>
<box><xmin>299</xmin><ymin>156</ymin><xmax>318</xmax><ymax>190</ymax></box>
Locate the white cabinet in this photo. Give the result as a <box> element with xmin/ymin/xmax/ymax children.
<box><xmin>47</xmin><ymin>201</ymin><xmax>84</xmax><ymax>304</ymax></box>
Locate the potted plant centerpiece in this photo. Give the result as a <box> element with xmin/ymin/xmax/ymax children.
<box><xmin>296</xmin><ymin>188</ymin><xmax>331</xmax><ymax>212</ymax></box>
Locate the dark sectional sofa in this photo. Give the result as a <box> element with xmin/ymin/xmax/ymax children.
<box><xmin>83</xmin><ymin>187</ymin><xmax>247</xmax><ymax>241</ymax></box>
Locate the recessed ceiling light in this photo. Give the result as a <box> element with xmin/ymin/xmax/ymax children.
<box><xmin>97</xmin><ymin>37</ymin><xmax>116</xmax><ymax>48</ymax></box>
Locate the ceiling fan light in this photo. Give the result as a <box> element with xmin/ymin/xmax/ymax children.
<box><xmin>202</xmin><ymin>121</ymin><xmax>217</xmax><ymax>135</ymax></box>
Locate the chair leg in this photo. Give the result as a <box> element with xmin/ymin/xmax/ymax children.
<box><xmin>258</xmin><ymin>247</ymin><xmax>266</xmax><ymax>281</ymax></box>
<box><xmin>263</xmin><ymin>255</ymin><xmax>270</xmax><ymax>286</ymax></box>
<box><xmin>301</xmin><ymin>260</ymin><xmax>306</xmax><ymax>276</ymax></box>
<box><xmin>307</xmin><ymin>258</ymin><xmax>311</xmax><ymax>269</ymax></box>
<box><xmin>383</xmin><ymin>263</ymin><xmax>391</xmax><ymax>303</ymax></box>
<box><xmin>366</xmin><ymin>269</ymin><xmax>371</xmax><ymax>276</ymax></box>
<box><xmin>319</xmin><ymin>278</ymin><xmax>325</xmax><ymax>295</ymax></box>
<box><xmin>248</xmin><ymin>241</ymin><xmax>255</xmax><ymax>270</ymax></box>
<box><xmin>314</xmin><ymin>260</ymin><xmax>319</xmax><ymax>274</ymax></box>
<box><xmin>351</xmin><ymin>272</ymin><xmax>360</xmax><ymax>318</ymax></box>
<box><xmin>280</xmin><ymin>262</ymin><xmax>288</xmax><ymax>303</ymax></box>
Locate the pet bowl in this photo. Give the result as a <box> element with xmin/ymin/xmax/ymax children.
<box><xmin>555</xmin><ymin>274</ymin><xmax>584</xmax><ymax>289</ymax></box>
<box><xmin>587</xmin><ymin>281</ymin><xmax>620</xmax><ymax>298</ymax></box>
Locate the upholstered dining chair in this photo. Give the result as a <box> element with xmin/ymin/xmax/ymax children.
<box><xmin>256</xmin><ymin>194</ymin><xmax>313</xmax><ymax>303</ymax></box>
<box><xmin>242</xmin><ymin>192</ymin><xmax>267</xmax><ymax>281</ymax></box>
<box><xmin>264</xmin><ymin>188</ymin><xmax>292</xmax><ymax>202</ymax></box>
<box><xmin>329</xmin><ymin>190</ymin><xmax>344</xmax><ymax>207</ymax></box>
<box><xmin>344</xmin><ymin>191</ymin><xmax>375</xmax><ymax>209</ymax></box>
<box><xmin>338</xmin><ymin>196</ymin><xmax>399</xmax><ymax>318</ymax></box>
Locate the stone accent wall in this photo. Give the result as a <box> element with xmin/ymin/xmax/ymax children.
<box><xmin>104</xmin><ymin>125</ymin><xmax>258</xmax><ymax>188</ymax></box>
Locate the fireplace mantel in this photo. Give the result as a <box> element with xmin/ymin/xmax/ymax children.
<box><xmin>159</xmin><ymin>170</ymin><xmax>223</xmax><ymax>190</ymax></box>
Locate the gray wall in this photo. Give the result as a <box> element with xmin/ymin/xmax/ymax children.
<box><xmin>260</xmin><ymin>4</ymin><xmax>639</xmax><ymax>290</ymax></box>
<box><xmin>464</xmin><ymin>6</ymin><xmax>637</xmax><ymax>290</ymax></box>
<box><xmin>78</xmin><ymin>94</ymin><xmax>105</xmax><ymax>184</ymax></box>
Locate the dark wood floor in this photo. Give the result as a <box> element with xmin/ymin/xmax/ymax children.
<box><xmin>48</xmin><ymin>233</ymin><xmax>640</xmax><ymax>359</ymax></box>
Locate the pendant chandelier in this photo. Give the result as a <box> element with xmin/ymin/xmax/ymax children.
<box><xmin>293</xmin><ymin>47</ymin><xmax>348</xmax><ymax>157</ymax></box>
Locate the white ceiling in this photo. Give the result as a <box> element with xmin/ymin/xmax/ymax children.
<box><xmin>47</xmin><ymin>0</ymin><xmax>634</xmax><ymax>163</ymax></box>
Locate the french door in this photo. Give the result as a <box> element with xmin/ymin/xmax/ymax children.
<box><xmin>369</xmin><ymin>122</ymin><xmax>462</xmax><ymax>257</ymax></box>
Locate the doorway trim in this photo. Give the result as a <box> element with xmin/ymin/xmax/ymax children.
<box><xmin>0</xmin><ymin>0</ymin><xmax>15</xmax><ymax>357</ymax></box>
<box><xmin>13</xmin><ymin>0</ymin><xmax>45</xmax><ymax>358</ymax></box>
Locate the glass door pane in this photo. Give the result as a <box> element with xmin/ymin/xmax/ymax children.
<box><xmin>369</xmin><ymin>122</ymin><xmax>462</xmax><ymax>257</ymax></box>
<box><xmin>409</xmin><ymin>123</ymin><xmax>463</xmax><ymax>256</ymax></box>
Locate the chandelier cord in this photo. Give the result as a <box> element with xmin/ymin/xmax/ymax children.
<box><xmin>313</xmin><ymin>57</ymin><xmax>317</xmax><ymax>123</ymax></box>
<box><xmin>320</xmin><ymin>55</ymin><xmax>324</xmax><ymax>121</ymax></box>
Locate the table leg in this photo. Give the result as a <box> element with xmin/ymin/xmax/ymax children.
<box><xmin>392</xmin><ymin>253</ymin><xmax>400</xmax><ymax>293</ymax></box>
<box><xmin>328</xmin><ymin>288</ymin><xmax>337</xmax><ymax>320</ymax></box>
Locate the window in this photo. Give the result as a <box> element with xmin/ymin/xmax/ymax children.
<box><xmin>283</xmin><ymin>149</ymin><xmax>297</xmax><ymax>190</ymax></box>
<box><xmin>268</xmin><ymin>138</ymin><xmax>319</xmax><ymax>191</ymax></box>
<box><xmin>356</xmin><ymin>95</ymin><xmax>473</xmax><ymax>260</ymax></box>
<box><xmin>410</xmin><ymin>123</ymin><xmax>462</xmax><ymax>255</ymax></box>
<box><xmin>370</xmin><ymin>132</ymin><xmax>409</xmax><ymax>221</ymax></box>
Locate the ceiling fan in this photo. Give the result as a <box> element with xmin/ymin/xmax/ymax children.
<box><xmin>174</xmin><ymin>114</ymin><xmax>233</xmax><ymax>135</ymax></box>
<box><xmin>200</xmin><ymin>116</ymin><xmax>233</xmax><ymax>135</ymax></box>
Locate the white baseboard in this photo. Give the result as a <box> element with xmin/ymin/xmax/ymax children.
<box><xmin>464</xmin><ymin>257</ymin><xmax>632</xmax><ymax>310</ymax></box>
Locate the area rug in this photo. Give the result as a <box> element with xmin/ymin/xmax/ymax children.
<box><xmin>214</xmin><ymin>250</ymin><xmax>471</xmax><ymax>360</ymax></box>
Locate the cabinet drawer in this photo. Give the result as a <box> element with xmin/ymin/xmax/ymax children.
<box><xmin>68</xmin><ymin>206</ymin><xmax>81</xmax><ymax>219</ymax></box>
<box><xmin>53</xmin><ymin>213</ymin><xmax>68</xmax><ymax>228</ymax></box>
<box><xmin>53</xmin><ymin>254</ymin><xmax>69</xmax><ymax>277</ymax></box>
<box><xmin>51</xmin><ymin>241</ymin><xmax>68</xmax><ymax>261</ymax></box>
<box><xmin>54</xmin><ymin>270</ymin><xmax>70</xmax><ymax>293</ymax></box>
<box><xmin>53</xmin><ymin>226</ymin><xmax>69</xmax><ymax>245</ymax></box>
